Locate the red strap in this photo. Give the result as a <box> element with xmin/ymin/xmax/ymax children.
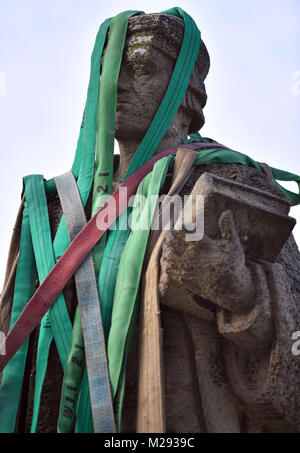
<box><xmin>0</xmin><ymin>142</ymin><xmax>225</xmax><ymax>371</ymax></box>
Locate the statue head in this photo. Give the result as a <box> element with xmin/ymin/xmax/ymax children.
<box><xmin>115</xmin><ymin>13</ymin><xmax>210</xmax><ymax>143</ymax></box>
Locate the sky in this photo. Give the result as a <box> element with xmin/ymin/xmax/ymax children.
<box><xmin>0</xmin><ymin>0</ymin><xmax>299</xmax><ymax>288</ymax></box>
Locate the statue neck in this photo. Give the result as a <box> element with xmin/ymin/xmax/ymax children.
<box><xmin>115</xmin><ymin>130</ymin><xmax>189</xmax><ymax>186</ymax></box>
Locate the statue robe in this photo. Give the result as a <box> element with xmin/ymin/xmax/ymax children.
<box><xmin>1</xmin><ymin>161</ymin><xmax>300</xmax><ymax>433</ymax></box>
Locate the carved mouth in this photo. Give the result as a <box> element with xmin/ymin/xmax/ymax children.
<box><xmin>116</xmin><ymin>100</ymin><xmax>137</xmax><ymax>110</ymax></box>
<box><xmin>117</xmin><ymin>101</ymin><xmax>134</xmax><ymax>105</ymax></box>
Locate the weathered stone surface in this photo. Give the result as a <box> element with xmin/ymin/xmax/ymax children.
<box><xmin>158</xmin><ymin>162</ymin><xmax>300</xmax><ymax>432</ymax></box>
<box><xmin>114</xmin><ymin>13</ymin><xmax>209</xmax><ymax>185</ymax></box>
<box><xmin>2</xmin><ymin>12</ymin><xmax>300</xmax><ymax>433</ymax></box>
<box><xmin>185</xmin><ymin>172</ymin><xmax>295</xmax><ymax>262</ymax></box>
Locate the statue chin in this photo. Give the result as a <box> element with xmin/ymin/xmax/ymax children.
<box><xmin>115</xmin><ymin>107</ymin><xmax>151</xmax><ymax>142</ymax></box>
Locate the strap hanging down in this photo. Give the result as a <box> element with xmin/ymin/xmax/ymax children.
<box><xmin>36</xmin><ymin>18</ymin><xmax>112</xmax><ymax>432</ymax></box>
<box><xmin>2</xmin><ymin>142</ymin><xmax>300</xmax><ymax>378</ymax></box>
<box><xmin>24</xmin><ymin>175</ymin><xmax>73</xmax><ymax>433</ymax></box>
<box><xmin>91</xmin><ymin>10</ymin><xmax>143</xmax><ymax>274</ymax></box>
<box><xmin>137</xmin><ymin>148</ymin><xmax>198</xmax><ymax>433</ymax></box>
<box><xmin>108</xmin><ymin>154</ymin><xmax>174</xmax><ymax>430</ymax></box>
<box><xmin>0</xmin><ymin>144</ymin><xmax>198</xmax><ymax>373</ymax></box>
<box><xmin>54</xmin><ymin>172</ymin><xmax>115</xmax><ymax>433</ymax></box>
<box><xmin>98</xmin><ymin>7</ymin><xmax>202</xmax><ymax>344</ymax></box>
<box><xmin>0</xmin><ymin>205</ymin><xmax>37</xmax><ymax>433</ymax></box>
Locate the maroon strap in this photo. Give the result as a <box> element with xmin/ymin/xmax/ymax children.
<box><xmin>0</xmin><ymin>142</ymin><xmax>225</xmax><ymax>371</ymax></box>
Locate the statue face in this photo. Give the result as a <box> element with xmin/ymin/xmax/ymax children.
<box><xmin>113</xmin><ymin>14</ymin><xmax>209</xmax><ymax>142</ymax></box>
<box><xmin>115</xmin><ymin>42</ymin><xmax>176</xmax><ymax>142</ymax></box>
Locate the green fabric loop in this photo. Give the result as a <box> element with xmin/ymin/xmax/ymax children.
<box><xmin>24</xmin><ymin>175</ymin><xmax>73</xmax><ymax>432</ymax></box>
<box><xmin>193</xmin><ymin>148</ymin><xmax>300</xmax><ymax>206</ymax></box>
<box><xmin>0</xmin><ymin>206</ymin><xmax>37</xmax><ymax>433</ymax></box>
<box><xmin>125</xmin><ymin>7</ymin><xmax>201</xmax><ymax>176</ymax></box>
<box><xmin>75</xmin><ymin>368</ymin><xmax>94</xmax><ymax>433</ymax></box>
<box><xmin>98</xmin><ymin>6</ymin><xmax>201</xmax><ymax>360</ymax></box>
<box><xmin>105</xmin><ymin>145</ymin><xmax>300</xmax><ymax>428</ymax></box>
<box><xmin>72</xmin><ymin>18</ymin><xmax>111</xmax><ymax>181</ymax></box>
<box><xmin>270</xmin><ymin>166</ymin><xmax>300</xmax><ymax>206</ymax></box>
<box><xmin>43</xmin><ymin>19</ymin><xmax>111</xmax><ymax>432</ymax></box>
<box><xmin>57</xmin><ymin>306</ymin><xmax>85</xmax><ymax>433</ymax></box>
<box><xmin>3</xmin><ymin>5</ymin><xmax>300</xmax><ymax>435</ymax></box>
<box><xmin>108</xmin><ymin>155</ymin><xmax>174</xmax><ymax>430</ymax></box>
<box><xmin>91</xmin><ymin>10</ymin><xmax>143</xmax><ymax>275</ymax></box>
<box><xmin>59</xmin><ymin>12</ymin><xmax>143</xmax><ymax>432</ymax></box>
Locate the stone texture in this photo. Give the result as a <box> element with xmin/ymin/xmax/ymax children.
<box><xmin>1</xmin><ymin>12</ymin><xmax>300</xmax><ymax>433</ymax></box>
<box><xmin>185</xmin><ymin>172</ymin><xmax>295</xmax><ymax>262</ymax></box>
<box><xmin>157</xmin><ymin>162</ymin><xmax>300</xmax><ymax>432</ymax></box>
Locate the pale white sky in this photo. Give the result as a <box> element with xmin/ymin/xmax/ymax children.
<box><xmin>0</xmin><ymin>0</ymin><xmax>300</xmax><ymax>288</ymax></box>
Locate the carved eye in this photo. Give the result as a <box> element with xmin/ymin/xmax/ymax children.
<box><xmin>144</xmin><ymin>60</ymin><xmax>159</xmax><ymax>74</ymax></box>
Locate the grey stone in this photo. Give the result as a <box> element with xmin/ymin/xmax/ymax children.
<box><xmin>182</xmin><ymin>171</ymin><xmax>296</xmax><ymax>262</ymax></box>
<box><xmin>2</xmin><ymin>12</ymin><xmax>300</xmax><ymax>433</ymax></box>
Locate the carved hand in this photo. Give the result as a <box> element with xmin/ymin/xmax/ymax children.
<box><xmin>164</xmin><ymin>210</ymin><xmax>256</xmax><ymax>315</ymax></box>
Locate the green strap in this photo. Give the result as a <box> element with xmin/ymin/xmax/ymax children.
<box><xmin>75</xmin><ymin>368</ymin><xmax>94</xmax><ymax>433</ymax></box>
<box><xmin>57</xmin><ymin>307</ymin><xmax>84</xmax><ymax>433</ymax></box>
<box><xmin>106</xmin><ymin>145</ymin><xmax>300</xmax><ymax>429</ymax></box>
<box><xmin>98</xmin><ymin>7</ymin><xmax>201</xmax><ymax>348</ymax></box>
<box><xmin>125</xmin><ymin>7</ymin><xmax>201</xmax><ymax>177</ymax></box>
<box><xmin>193</xmin><ymin>147</ymin><xmax>300</xmax><ymax>206</ymax></box>
<box><xmin>91</xmin><ymin>11</ymin><xmax>144</xmax><ymax>272</ymax></box>
<box><xmin>24</xmin><ymin>175</ymin><xmax>73</xmax><ymax>432</ymax></box>
<box><xmin>0</xmin><ymin>205</ymin><xmax>37</xmax><ymax>433</ymax></box>
<box><xmin>193</xmin><ymin>147</ymin><xmax>262</xmax><ymax>169</ymax></box>
<box><xmin>190</xmin><ymin>147</ymin><xmax>300</xmax><ymax>207</ymax></box>
<box><xmin>5</xmin><ymin>5</ymin><xmax>300</xmax><ymax>435</ymax></box>
<box><xmin>57</xmin><ymin>321</ymin><xmax>91</xmax><ymax>434</ymax></box>
<box><xmin>31</xmin><ymin>316</ymin><xmax>52</xmax><ymax>433</ymax></box>
<box><xmin>71</xmin><ymin>19</ymin><xmax>111</xmax><ymax>432</ymax></box>
<box><xmin>42</xmin><ymin>19</ymin><xmax>111</xmax><ymax>432</ymax></box>
<box><xmin>270</xmin><ymin>167</ymin><xmax>300</xmax><ymax>207</ymax></box>
<box><xmin>57</xmin><ymin>13</ymin><xmax>140</xmax><ymax>432</ymax></box>
<box><xmin>57</xmin><ymin>13</ymin><xmax>145</xmax><ymax>430</ymax></box>
<box><xmin>108</xmin><ymin>155</ymin><xmax>174</xmax><ymax>430</ymax></box>
<box><xmin>71</xmin><ymin>18</ymin><xmax>111</xmax><ymax>181</ymax></box>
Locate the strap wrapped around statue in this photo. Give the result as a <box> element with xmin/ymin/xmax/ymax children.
<box><xmin>0</xmin><ymin>8</ymin><xmax>300</xmax><ymax>433</ymax></box>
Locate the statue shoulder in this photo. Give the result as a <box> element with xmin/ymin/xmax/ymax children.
<box><xmin>179</xmin><ymin>161</ymin><xmax>287</xmax><ymax>200</ymax></box>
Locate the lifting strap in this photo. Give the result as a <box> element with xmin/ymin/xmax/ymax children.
<box><xmin>23</xmin><ymin>175</ymin><xmax>73</xmax><ymax>432</ymax></box>
<box><xmin>0</xmin><ymin>143</ymin><xmax>221</xmax><ymax>374</ymax></box>
<box><xmin>136</xmin><ymin>148</ymin><xmax>199</xmax><ymax>432</ymax></box>
<box><xmin>107</xmin><ymin>154</ymin><xmax>175</xmax><ymax>430</ymax></box>
<box><xmin>0</xmin><ymin>205</ymin><xmax>36</xmax><ymax>433</ymax></box>
<box><xmin>96</xmin><ymin>7</ymin><xmax>201</xmax><ymax>351</ymax></box>
<box><xmin>0</xmin><ymin>143</ymin><xmax>300</xmax><ymax>432</ymax></box>
<box><xmin>1</xmin><ymin>4</ymin><xmax>300</xmax><ymax>433</ymax></box>
<box><xmin>54</xmin><ymin>171</ymin><xmax>115</xmax><ymax>433</ymax></box>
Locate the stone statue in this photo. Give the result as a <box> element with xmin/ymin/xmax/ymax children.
<box><xmin>1</xmin><ymin>13</ymin><xmax>300</xmax><ymax>433</ymax></box>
